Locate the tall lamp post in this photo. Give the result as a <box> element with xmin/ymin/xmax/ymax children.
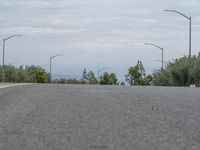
<box><xmin>144</xmin><ymin>43</ymin><xmax>164</xmax><ymax>70</ymax></box>
<box><xmin>2</xmin><ymin>35</ymin><xmax>22</xmax><ymax>82</ymax></box>
<box><xmin>49</xmin><ymin>54</ymin><xmax>64</xmax><ymax>82</ymax></box>
<box><xmin>97</xmin><ymin>67</ymin><xmax>106</xmax><ymax>83</ymax></box>
<box><xmin>164</xmin><ymin>9</ymin><xmax>192</xmax><ymax>85</ymax></box>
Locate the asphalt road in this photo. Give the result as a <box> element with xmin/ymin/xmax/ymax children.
<box><xmin>0</xmin><ymin>84</ymin><xmax>200</xmax><ymax>150</ymax></box>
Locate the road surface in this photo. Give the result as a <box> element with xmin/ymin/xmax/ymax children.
<box><xmin>0</xmin><ymin>84</ymin><xmax>200</xmax><ymax>150</ymax></box>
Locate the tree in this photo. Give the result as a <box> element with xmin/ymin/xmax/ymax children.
<box><xmin>57</xmin><ymin>78</ymin><xmax>67</xmax><ymax>84</ymax></box>
<box><xmin>81</xmin><ymin>68</ymin><xmax>98</xmax><ymax>84</ymax></box>
<box><xmin>125</xmin><ymin>61</ymin><xmax>151</xmax><ymax>85</ymax></box>
<box><xmin>0</xmin><ymin>65</ymin><xmax>48</xmax><ymax>83</ymax></box>
<box><xmin>15</xmin><ymin>67</ymin><xmax>32</xmax><ymax>83</ymax></box>
<box><xmin>4</xmin><ymin>65</ymin><xmax>17</xmax><ymax>82</ymax></box>
<box><xmin>66</xmin><ymin>79</ymin><xmax>81</xmax><ymax>84</ymax></box>
<box><xmin>109</xmin><ymin>73</ymin><xmax>118</xmax><ymax>84</ymax></box>
<box><xmin>99</xmin><ymin>72</ymin><xmax>118</xmax><ymax>85</ymax></box>
<box><xmin>190</xmin><ymin>54</ymin><xmax>200</xmax><ymax>86</ymax></box>
<box><xmin>143</xmin><ymin>74</ymin><xmax>153</xmax><ymax>86</ymax></box>
<box><xmin>26</xmin><ymin>65</ymin><xmax>48</xmax><ymax>83</ymax></box>
<box><xmin>81</xmin><ymin>68</ymin><xmax>87</xmax><ymax>84</ymax></box>
<box><xmin>152</xmin><ymin>69</ymin><xmax>171</xmax><ymax>86</ymax></box>
<box><xmin>152</xmin><ymin>54</ymin><xmax>200</xmax><ymax>87</ymax></box>
<box><xmin>86</xmin><ymin>71</ymin><xmax>98</xmax><ymax>84</ymax></box>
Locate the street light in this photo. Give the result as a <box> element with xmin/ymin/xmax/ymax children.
<box><xmin>97</xmin><ymin>67</ymin><xmax>106</xmax><ymax>83</ymax></box>
<box><xmin>49</xmin><ymin>54</ymin><xmax>64</xmax><ymax>82</ymax></box>
<box><xmin>164</xmin><ymin>10</ymin><xmax>192</xmax><ymax>58</ymax></box>
<box><xmin>164</xmin><ymin>9</ymin><xmax>192</xmax><ymax>85</ymax></box>
<box><xmin>2</xmin><ymin>34</ymin><xmax>23</xmax><ymax>82</ymax></box>
<box><xmin>144</xmin><ymin>43</ymin><xmax>164</xmax><ymax>70</ymax></box>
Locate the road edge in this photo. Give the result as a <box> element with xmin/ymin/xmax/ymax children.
<box><xmin>0</xmin><ymin>83</ymin><xmax>34</xmax><ymax>89</ymax></box>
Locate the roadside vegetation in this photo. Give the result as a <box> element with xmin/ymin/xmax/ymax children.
<box><xmin>0</xmin><ymin>65</ymin><xmax>49</xmax><ymax>83</ymax></box>
<box><xmin>125</xmin><ymin>61</ymin><xmax>153</xmax><ymax>86</ymax></box>
<box><xmin>0</xmin><ymin>53</ymin><xmax>200</xmax><ymax>86</ymax></box>
<box><xmin>153</xmin><ymin>54</ymin><xmax>200</xmax><ymax>87</ymax></box>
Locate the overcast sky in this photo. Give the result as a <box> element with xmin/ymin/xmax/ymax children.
<box><xmin>0</xmin><ymin>0</ymin><xmax>200</xmax><ymax>81</ymax></box>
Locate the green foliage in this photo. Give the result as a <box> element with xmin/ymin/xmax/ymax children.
<box><xmin>0</xmin><ymin>65</ymin><xmax>48</xmax><ymax>83</ymax></box>
<box><xmin>152</xmin><ymin>69</ymin><xmax>171</xmax><ymax>86</ymax></box>
<box><xmin>66</xmin><ymin>79</ymin><xmax>81</xmax><ymax>84</ymax></box>
<box><xmin>81</xmin><ymin>68</ymin><xmax>98</xmax><ymax>84</ymax></box>
<box><xmin>26</xmin><ymin>65</ymin><xmax>48</xmax><ymax>83</ymax></box>
<box><xmin>87</xmin><ymin>71</ymin><xmax>98</xmax><ymax>84</ymax></box>
<box><xmin>81</xmin><ymin>68</ymin><xmax>88</xmax><ymax>84</ymax></box>
<box><xmin>143</xmin><ymin>75</ymin><xmax>153</xmax><ymax>85</ymax></box>
<box><xmin>53</xmin><ymin>78</ymin><xmax>81</xmax><ymax>84</ymax></box>
<box><xmin>125</xmin><ymin>61</ymin><xmax>152</xmax><ymax>86</ymax></box>
<box><xmin>190</xmin><ymin>54</ymin><xmax>200</xmax><ymax>87</ymax></box>
<box><xmin>153</xmin><ymin>54</ymin><xmax>200</xmax><ymax>87</ymax></box>
<box><xmin>99</xmin><ymin>72</ymin><xmax>118</xmax><ymax>85</ymax></box>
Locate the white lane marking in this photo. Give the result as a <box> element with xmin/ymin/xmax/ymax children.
<box><xmin>0</xmin><ymin>83</ymin><xmax>33</xmax><ymax>89</ymax></box>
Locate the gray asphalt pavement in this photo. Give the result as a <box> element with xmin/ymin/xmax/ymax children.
<box><xmin>0</xmin><ymin>84</ymin><xmax>200</xmax><ymax>150</ymax></box>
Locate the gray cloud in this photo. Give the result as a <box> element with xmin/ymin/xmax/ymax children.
<box><xmin>0</xmin><ymin>0</ymin><xmax>200</xmax><ymax>81</ymax></box>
